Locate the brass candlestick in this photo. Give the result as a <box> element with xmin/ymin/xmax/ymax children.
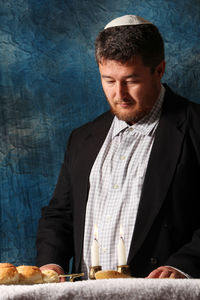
<box><xmin>89</xmin><ymin>266</ymin><xmax>102</xmax><ymax>280</ymax></box>
<box><xmin>117</xmin><ymin>264</ymin><xmax>131</xmax><ymax>276</ymax></box>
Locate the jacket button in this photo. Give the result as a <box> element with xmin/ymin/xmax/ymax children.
<box><xmin>150</xmin><ymin>257</ymin><xmax>158</xmax><ymax>265</ymax></box>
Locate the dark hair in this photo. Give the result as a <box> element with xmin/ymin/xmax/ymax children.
<box><xmin>95</xmin><ymin>24</ymin><xmax>164</xmax><ymax>72</ymax></box>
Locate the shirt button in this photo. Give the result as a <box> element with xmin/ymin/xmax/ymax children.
<box><xmin>120</xmin><ymin>155</ymin><xmax>126</xmax><ymax>160</ymax></box>
<box><xmin>113</xmin><ymin>184</ymin><xmax>119</xmax><ymax>189</ymax></box>
<box><xmin>150</xmin><ymin>257</ymin><xmax>158</xmax><ymax>265</ymax></box>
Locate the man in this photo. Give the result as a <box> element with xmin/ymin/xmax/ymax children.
<box><xmin>36</xmin><ymin>15</ymin><xmax>200</xmax><ymax>279</ymax></box>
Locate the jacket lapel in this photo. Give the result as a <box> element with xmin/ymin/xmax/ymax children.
<box><xmin>128</xmin><ymin>87</ymin><xmax>187</xmax><ymax>263</ymax></box>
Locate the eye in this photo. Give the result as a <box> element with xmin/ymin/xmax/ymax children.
<box><xmin>105</xmin><ymin>80</ymin><xmax>115</xmax><ymax>85</ymax></box>
<box><xmin>125</xmin><ymin>80</ymin><xmax>139</xmax><ymax>85</ymax></box>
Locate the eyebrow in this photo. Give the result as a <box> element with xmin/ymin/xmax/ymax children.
<box><xmin>101</xmin><ymin>74</ymin><xmax>140</xmax><ymax>79</ymax></box>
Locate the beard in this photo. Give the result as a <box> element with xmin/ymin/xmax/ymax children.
<box><xmin>109</xmin><ymin>100</ymin><xmax>153</xmax><ymax>124</ymax></box>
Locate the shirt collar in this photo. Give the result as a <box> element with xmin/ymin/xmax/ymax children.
<box><xmin>112</xmin><ymin>84</ymin><xmax>165</xmax><ymax>138</ymax></box>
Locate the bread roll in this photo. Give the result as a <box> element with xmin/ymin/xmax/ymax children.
<box><xmin>41</xmin><ymin>269</ymin><xmax>59</xmax><ymax>283</ymax></box>
<box><xmin>95</xmin><ymin>270</ymin><xmax>131</xmax><ymax>279</ymax></box>
<box><xmin>0</xmin><ymin>263</ymin><xmax>19</xmax><ymax>284</ymax></box>
<box><xmin>17</xmin><ymin>265</ymin><xmax>43</xmax><ymax>284</ymax></box>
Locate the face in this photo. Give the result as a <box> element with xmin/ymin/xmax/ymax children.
<box><xmin>99</xmin><ymin>56</ymin><xmax>165</xmax><ymax>124</ymax></box>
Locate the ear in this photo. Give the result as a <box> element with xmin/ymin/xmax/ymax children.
<box><xmin>156</xmin><ymin>60</ymin><xmax>166</xmax><ymax>79</ymax></box>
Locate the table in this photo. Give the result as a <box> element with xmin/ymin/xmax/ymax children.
<box><xmin>1</xmin><ymin>278</ymin><xmax>200</xmax><ymax>299</ymax></box>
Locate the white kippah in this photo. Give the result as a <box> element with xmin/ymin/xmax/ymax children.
<box><xmin>104</xmin><ymin>15</ymin><xmax>152</xmax><ymax>29</ymax></box>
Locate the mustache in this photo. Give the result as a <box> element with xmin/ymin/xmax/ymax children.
<box><xmin>115</xmin><ymin>99</ymin><xmax>133</xmax><ymax>104</ymax></box>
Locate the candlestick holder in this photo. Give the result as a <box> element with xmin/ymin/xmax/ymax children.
<box><xmin>117</xmin><ymin>264</ymin><xmax>131</xmax><ymax>276</ymax></box>
<box><xmin>89</xmin><ymin>266</ymin><xmax>102</xmax><ymax>280</ymax></box>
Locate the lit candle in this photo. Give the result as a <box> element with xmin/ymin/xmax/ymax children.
<box><xmin>118</xmin><ymin>225</ymin><xmax>127</xmax><ymax>266</ymax></box>
<box><xmin>91</xmin><ymin>225</ymin><xmax>100</xmax><ymax>266</ymax></box>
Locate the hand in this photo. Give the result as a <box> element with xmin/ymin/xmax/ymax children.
<box><xmin>40</xmin><ymin>264</ymin><xmax>66</xmax><ymax>282</ymax></box>
<box><xmin>146</xmin><ymin>266</ymin><xmax>186</xmax><ymax>279</ymax></box>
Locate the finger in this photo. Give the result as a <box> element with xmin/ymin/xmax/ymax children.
<box><xmin>169</xmin><ymin>273</ymin><xmax>175</xmax><ymax>279</ymax></box>
<box><xmin>159</xmin><ymin>270</ymin><xmax>171</xmax><ymax>278</ymax></box>
<box><xmin>59</xmin><ymin>277</ymin><xmax>66</xmax><ymax>282</ymax></box>
<box><xmin>172</xmin><ymin>272</ymin><xmax>186</xmax><ymax>279</ymax></box>
<box><xmin>146</xmin><ymin>269</ymin><xmax>162</xmax><ymax>278</ymax></box>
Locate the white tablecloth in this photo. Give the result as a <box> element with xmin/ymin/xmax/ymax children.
<box><xmin>1</xmin><ymin>278</ymin><xmax>200</xmax><ymax>299</ymax></box>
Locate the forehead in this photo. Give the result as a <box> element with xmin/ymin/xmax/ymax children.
<box><xmin>99</xmin><ymin>56</ymin><xmax>150</xmax><ymax>78</ymax></box>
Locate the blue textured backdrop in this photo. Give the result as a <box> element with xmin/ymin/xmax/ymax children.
<box><xmin>0</xmin><ymin>0</ymin><xmax>200</xmax><ymax>266</ymax></box>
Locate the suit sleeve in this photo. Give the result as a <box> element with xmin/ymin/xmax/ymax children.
<box><xmin>164</xmin><ymin>102</ymin><xmax>200</xmax><ymax>277</ymax></box>
<box><xmin>36</xmin><ymin>134</ymin><xmax>74</xmax><ymax>273</ymax></box>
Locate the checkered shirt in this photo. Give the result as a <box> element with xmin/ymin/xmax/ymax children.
<box><xmin>81</xmin><ymin>85</ymin><xmax>165</xmax><ymax>279</ymax></box>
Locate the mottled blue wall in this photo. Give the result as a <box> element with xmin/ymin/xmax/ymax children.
<box><xmin>0</xmin><ymin>0</ymin><xmax>200</xmax><ymax>265</ymax></box>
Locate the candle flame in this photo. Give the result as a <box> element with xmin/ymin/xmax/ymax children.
<box><xmin>120</xmin><ymin>224</ymin><xmax>124</xmax><ymax>238</ymax></box>
<box><xmin>94</xmin><ymin>224</ymin><xmax>98</xmax><ymax>240</ymax></box>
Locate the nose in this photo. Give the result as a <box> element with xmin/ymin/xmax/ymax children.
<box><xmin>115</xmin><ymin>82</ymin><xmax>127</xmax><ymax>101</ymax></box>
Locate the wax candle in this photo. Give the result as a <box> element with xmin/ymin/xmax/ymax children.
<box><xmin>118</xmin><ymin>225</ymin><xmax>127</xmax><ymax>266</ymax></box>
<box><xmin>91</xmin><ymin>225</ymin><xmax>100</xmax><ymax>266</ymax></box>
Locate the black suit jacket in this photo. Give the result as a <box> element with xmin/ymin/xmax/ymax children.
<box><xmin>36</xmin><ymin>85</ymin><xmax>200</xmax><ymax>278</ymax></box>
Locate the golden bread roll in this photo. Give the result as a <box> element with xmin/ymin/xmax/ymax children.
<box><xmin>17</xmin><ymin>265</ymin><xmax>43</xmax><ymax>284</ymax></box>
<box><xmin>0</xmin><ymin>263</ymin><xmax>19</xmax><ymax>284</ymax></box>
<box><xmin>41</xmin><ymin>269</ymin><xmax>59</xmax><ymax>283</ymax></box>
<box><xmin>95</xmin><ymin>270</ymin><xmax>131</xmax><ymax>279</ymax></box>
